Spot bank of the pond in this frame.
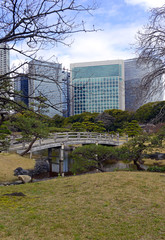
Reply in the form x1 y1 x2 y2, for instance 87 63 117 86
1 150 165 184
0 153 35 183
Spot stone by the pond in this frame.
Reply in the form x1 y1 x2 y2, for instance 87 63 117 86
14 160 49 178
34 160 49 175
18 175 32 183
14 167 30 176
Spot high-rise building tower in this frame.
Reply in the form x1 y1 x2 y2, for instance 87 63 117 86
0 43 10 75
61 71 70 117
70 60 125 115
28 59 69 117
124 58 164 111
14 74 29 106
0 43 10 114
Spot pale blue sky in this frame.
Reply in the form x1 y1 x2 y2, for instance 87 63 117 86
11 0 164 70
53 0 164 69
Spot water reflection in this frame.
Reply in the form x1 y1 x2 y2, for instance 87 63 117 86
33 147 147 178
34 147 74 174
103 162 136 172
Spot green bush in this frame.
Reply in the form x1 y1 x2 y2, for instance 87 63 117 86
70 144 119 174
147 166 165 172
48 127 71 132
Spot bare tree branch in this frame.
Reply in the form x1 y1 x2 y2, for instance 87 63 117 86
0 0 98 125
136 4 165 101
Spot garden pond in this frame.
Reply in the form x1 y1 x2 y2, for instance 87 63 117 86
32 147 148 179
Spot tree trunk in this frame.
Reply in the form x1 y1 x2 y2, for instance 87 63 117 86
133 160 145 171
94 166 105 172
95 162 105 172
20 136 38 156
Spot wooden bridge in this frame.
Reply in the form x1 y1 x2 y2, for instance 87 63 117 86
9 132 128 156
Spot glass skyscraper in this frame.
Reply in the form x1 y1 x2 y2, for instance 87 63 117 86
14 74 29 106
28 59 70 117
70 60 125 115
124 58 164 111
0 43 10 75
61 71 70 117
124 58 146 111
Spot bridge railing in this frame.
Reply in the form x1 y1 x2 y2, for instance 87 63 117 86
50 132 126 142
9 132 128 151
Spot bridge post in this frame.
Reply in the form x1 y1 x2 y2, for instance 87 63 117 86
59 143 64 176
48 148 52 172
10 136 14 146
66 132 69 140
22 141 25 148
111 134 113 141
105 133 107 139
78 132 80 139
54 133 57 142
126 134 128 142
87 132 90 139
117 133 119 144
30 151 32 159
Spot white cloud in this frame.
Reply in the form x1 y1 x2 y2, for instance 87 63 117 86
56 23 140 69
94 4 121 18
125 0 164 8
10 0 151 71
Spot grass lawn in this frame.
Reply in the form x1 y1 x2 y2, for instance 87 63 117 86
0 153 35 182
0 172 164 240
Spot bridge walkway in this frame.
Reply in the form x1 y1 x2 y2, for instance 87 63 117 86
9 132 128 155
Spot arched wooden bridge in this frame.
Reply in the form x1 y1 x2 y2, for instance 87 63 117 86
9 132 128 156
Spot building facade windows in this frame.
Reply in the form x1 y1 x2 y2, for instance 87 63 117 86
70 60 125 115
0 43 10 75
124 58 164 111
14 74 29 106
28 60 70 117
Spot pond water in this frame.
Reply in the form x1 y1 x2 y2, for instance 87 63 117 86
32 147 147 179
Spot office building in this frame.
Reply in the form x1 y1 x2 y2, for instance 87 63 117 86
14 74 29 106
124 58 164 111
70 60 125 115
0 43 10 114
0 43 10 75
62 71 70 117
28 59 69 117
124 58 145 111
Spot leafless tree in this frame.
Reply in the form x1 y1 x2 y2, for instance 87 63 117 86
0 0 98 123
136 4 165 101
0 0 97 49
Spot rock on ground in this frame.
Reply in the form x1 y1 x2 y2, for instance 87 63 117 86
18 175 32 183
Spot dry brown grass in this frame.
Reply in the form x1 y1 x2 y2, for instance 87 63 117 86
0 153 35 182
143 158 165 166
143 144 165 166
0 172 164 240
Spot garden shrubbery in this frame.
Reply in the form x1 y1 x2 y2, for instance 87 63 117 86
147 166 165 172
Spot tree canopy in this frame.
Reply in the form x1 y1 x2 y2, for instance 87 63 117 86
10 110 49 155
135 101 165 123
71 145 118 174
